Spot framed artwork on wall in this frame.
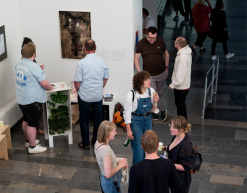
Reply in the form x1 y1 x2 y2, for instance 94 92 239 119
59 11 91 59
0 25 7 62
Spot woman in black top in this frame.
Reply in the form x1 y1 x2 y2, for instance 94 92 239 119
167 116 194 193
209 0 234 60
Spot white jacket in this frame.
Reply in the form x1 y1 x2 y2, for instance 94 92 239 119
170 45 192 90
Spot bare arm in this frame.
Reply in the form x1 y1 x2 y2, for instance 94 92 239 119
39 79 53 91
164 50 169 70
103 156 127 179
126 123 134 140
73 81 81 92
103 78 108 88
175 164 185 171
206 0 212 10
134 53 141 72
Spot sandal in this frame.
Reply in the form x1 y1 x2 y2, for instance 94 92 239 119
78 141 90 150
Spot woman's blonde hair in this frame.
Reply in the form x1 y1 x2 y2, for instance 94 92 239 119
171 116 191 134
97 121 116 144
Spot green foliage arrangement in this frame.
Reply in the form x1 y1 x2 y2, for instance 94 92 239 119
47 91 70 135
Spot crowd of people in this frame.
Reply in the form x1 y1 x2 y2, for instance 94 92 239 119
14 0 233 192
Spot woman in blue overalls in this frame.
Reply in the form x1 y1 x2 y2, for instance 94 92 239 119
123 71 159 164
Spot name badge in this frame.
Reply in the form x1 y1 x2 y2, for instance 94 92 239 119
143 105 147 107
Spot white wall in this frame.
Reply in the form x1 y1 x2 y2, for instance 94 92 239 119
17 0 142 104
0 0 21 108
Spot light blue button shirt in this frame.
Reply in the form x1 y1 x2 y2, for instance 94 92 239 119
73 53 109 102
15 58 46 105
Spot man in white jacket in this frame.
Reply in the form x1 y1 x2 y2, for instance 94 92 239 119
169 37 192 119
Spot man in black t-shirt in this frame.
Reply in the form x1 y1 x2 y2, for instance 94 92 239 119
134 27 169 122
128 130 181 193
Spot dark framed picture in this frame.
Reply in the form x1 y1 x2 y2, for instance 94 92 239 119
59 11 91 59
0 25 7 62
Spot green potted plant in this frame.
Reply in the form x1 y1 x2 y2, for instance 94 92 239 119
47 91 70 135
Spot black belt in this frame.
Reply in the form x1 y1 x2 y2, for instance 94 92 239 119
132 112 151 116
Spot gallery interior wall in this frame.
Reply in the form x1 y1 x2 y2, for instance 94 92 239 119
0 0 21 108
16 0 142 105
0 0 143 111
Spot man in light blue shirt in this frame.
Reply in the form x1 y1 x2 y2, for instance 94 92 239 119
16 42 53 154
74 39 109 150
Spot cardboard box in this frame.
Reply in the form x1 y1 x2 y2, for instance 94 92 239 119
71 104 79 124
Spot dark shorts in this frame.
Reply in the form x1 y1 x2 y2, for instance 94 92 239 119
19 102 43 128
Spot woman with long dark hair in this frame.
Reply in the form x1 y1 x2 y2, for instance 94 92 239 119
209 0 234 60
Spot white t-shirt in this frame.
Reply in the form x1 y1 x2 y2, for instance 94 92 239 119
143 15 155 30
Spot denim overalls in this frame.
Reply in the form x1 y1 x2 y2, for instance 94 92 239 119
131 88 152 164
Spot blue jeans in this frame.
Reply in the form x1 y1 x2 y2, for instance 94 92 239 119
131 114 152 164
101 171 121 193
78 96 102 146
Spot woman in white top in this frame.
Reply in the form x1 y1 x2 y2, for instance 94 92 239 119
95 121 128 193
123 71 159 164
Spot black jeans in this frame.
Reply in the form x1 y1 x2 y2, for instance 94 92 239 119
78 96 103 146
211 40 228 55
174 89 189 120
173 0 185 17
195 32 208 48
184 0 192 21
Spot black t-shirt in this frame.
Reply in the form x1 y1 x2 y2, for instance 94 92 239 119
136 37 167 76
128 158 181 193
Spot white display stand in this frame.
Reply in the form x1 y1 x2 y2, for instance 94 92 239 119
43 82 73 147
70 94 117 122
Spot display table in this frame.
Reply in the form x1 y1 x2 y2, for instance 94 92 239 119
70 94 117 122
43 82 73 147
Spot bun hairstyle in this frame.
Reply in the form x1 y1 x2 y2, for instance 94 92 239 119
171 116 191 134
185 123 192 133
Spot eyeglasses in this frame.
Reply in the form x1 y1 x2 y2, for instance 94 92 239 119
168 124 177 129
147 36 157 40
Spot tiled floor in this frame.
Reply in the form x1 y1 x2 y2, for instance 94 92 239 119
0 0 247 192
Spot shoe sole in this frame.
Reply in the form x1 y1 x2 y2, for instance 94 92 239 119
162 117 167 122
152 118 158 121
161 109 168 122
28 149 47 154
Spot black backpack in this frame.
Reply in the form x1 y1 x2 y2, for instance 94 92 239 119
173 136 202 174
190 145 202 174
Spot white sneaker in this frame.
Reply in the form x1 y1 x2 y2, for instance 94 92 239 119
211 55 217 61
25 139 40 148
225 53 234 59
182 20 190 25
28 144 47 154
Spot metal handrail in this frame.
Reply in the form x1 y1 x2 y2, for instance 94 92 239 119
201 56 220 118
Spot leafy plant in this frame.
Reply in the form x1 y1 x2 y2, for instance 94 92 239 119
47 91 70 135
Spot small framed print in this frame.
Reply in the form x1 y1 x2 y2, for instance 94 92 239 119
0 25 7 62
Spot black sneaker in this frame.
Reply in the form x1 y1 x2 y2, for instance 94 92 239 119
173 16 179 21
152 113 158 120
161 109 168 122
190 46 196 54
